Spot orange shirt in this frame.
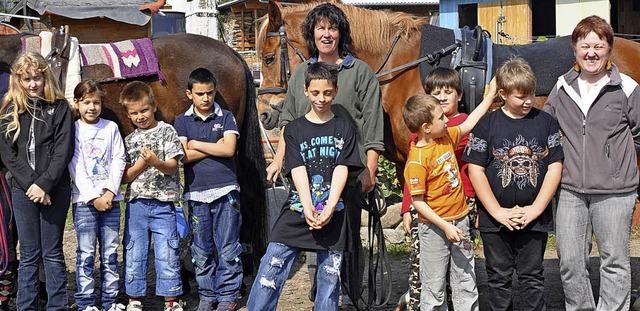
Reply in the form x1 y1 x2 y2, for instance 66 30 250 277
403 126 468 223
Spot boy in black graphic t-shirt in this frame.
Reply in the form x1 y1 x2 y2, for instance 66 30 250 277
463 58 563 310
247 63 362 311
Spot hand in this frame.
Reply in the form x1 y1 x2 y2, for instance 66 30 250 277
402 212 413 235
513 205 543 230
93 197 110 212
358 168 375 193
42 194 51 206
491 207 525 231
303 205 321 230
487 77 498 100
316 204 336 228
443 222 464 243
266 161 282 184
26 184 47 204
140 146 160 166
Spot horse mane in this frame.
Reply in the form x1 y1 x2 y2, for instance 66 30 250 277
337 3 428 56
257 1 428 57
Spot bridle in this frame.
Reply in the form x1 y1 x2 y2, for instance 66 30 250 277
257 24 307 110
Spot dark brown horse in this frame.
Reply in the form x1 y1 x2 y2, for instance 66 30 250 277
257 1 640 168
0 33 268 268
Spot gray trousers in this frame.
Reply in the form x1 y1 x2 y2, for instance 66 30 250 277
556 189 636 311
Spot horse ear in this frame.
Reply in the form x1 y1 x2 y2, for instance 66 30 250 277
267 1 283 31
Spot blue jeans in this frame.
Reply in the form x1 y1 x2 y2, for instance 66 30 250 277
12 186 70 311
555 189 636 311
189 191 243 303
247 243 342 311
123 199 182 297
481 230 548 311
418 217 478 311
73 202 121 310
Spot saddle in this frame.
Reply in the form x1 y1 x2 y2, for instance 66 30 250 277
453 26 492 114
46 26 71 92
418 25 492 115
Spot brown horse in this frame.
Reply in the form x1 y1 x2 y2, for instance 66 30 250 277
0 33 268 269
257 1 640 168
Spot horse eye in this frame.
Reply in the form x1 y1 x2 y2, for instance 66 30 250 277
264 55 276 65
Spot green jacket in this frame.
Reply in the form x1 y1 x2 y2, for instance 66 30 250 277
280 55 385 165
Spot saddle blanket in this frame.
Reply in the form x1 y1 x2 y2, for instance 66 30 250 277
79 38 163 82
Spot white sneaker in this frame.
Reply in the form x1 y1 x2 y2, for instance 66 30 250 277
83 307 100 311
164 301 183 311
126 301 143 311
106 303 126 311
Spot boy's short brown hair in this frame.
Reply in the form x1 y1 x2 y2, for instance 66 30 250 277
403 94 440 133
423 67 463 95
119 81 156 107
495 57 536 96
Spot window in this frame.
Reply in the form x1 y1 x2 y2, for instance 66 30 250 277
152 12 186 38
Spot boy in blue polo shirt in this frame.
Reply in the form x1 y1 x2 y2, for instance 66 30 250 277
174 68 242 311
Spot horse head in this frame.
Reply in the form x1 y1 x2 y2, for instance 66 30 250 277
257 1 310 130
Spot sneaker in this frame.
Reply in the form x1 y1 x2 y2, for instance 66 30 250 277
126 301 143 311
216 301 238 311
196 300 212 311
82 307 100 311
164 301 183 311
106 303 126 311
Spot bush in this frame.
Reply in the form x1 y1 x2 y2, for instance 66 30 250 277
377 157 403 204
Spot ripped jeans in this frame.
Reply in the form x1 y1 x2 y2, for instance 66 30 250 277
247 243 342 311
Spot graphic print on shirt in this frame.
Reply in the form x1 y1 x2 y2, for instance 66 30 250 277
84 139 108 182
288 135 346 215
435 151 459 195
482 134 549 189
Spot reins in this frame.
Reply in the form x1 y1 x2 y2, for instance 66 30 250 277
0 173 13 276
375 42 460 79
362 186 392 309
257 25 307 97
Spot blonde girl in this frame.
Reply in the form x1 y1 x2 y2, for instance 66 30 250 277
0 52 74 310
69 81 126 311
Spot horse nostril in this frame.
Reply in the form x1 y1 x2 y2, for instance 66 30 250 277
260 109 281 130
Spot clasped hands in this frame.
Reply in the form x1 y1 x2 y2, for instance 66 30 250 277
138 146 159 166
92 191 115 212
26 184 51 205
496 205 540 231
303 205 335 231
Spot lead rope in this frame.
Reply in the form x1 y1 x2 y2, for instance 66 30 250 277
0 173 14 308
351 186 392 310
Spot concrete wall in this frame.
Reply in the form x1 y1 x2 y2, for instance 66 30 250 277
166 0 219 39
555 0 610 36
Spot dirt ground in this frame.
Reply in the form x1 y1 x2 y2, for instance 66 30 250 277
6 229 640 310
53 229 640 310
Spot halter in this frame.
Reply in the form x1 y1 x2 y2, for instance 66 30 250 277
257 25 307 107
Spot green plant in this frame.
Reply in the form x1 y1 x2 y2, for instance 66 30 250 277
385 240 412 259
376 157 403 204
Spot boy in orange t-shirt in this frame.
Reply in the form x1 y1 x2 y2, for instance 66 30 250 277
403 78 496 310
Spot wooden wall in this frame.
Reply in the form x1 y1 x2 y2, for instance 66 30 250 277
478 0 531 45
616 0 640 37
50 16 151 44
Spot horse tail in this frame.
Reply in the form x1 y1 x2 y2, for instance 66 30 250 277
233 50 268 272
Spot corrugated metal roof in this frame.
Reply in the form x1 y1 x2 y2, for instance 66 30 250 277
341 0 439 5
23 0 158 25
218 0 439 10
